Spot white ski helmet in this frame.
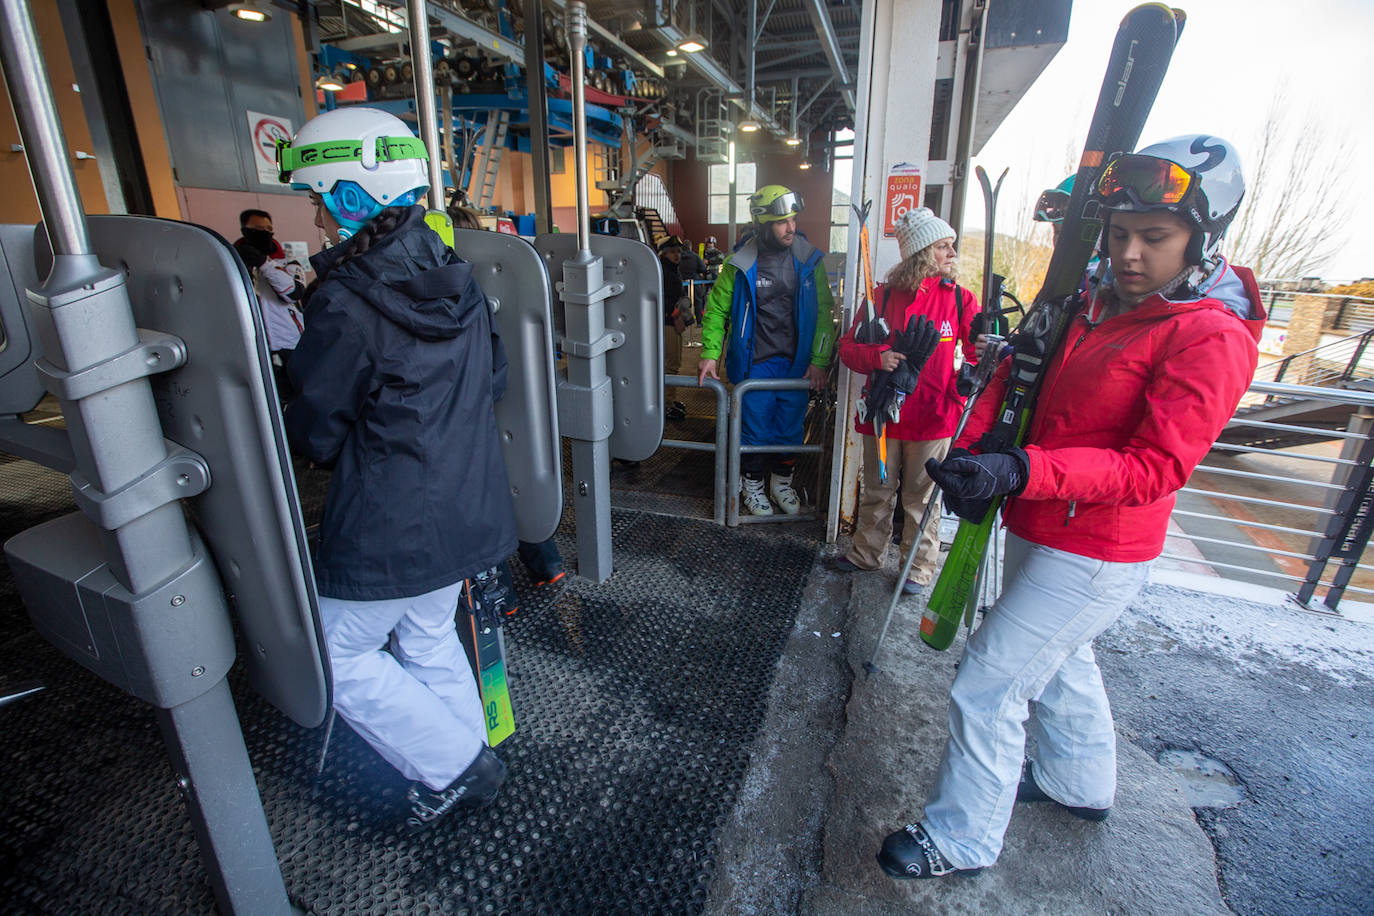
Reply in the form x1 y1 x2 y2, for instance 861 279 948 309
1096 134 1244 264
276 106 429 237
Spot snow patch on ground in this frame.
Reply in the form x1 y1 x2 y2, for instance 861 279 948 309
1123 571 1374 684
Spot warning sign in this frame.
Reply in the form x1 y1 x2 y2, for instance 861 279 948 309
883 163 923 237
246 110 294 185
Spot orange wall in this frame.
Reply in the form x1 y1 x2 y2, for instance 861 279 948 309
0 4 110 225
107 0 180 219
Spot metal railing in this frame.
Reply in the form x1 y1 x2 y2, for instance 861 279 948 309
1253 330 1374 389
1163 380 1374 613
727 378 824 527
662 375 729 525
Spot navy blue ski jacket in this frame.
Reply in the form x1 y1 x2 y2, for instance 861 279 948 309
286 205 517 600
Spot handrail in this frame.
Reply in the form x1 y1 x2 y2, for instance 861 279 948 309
727 377 824 527
662 375 729 525
1168 379 1374 613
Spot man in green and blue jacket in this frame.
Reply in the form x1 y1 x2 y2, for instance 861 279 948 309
697 184 836 516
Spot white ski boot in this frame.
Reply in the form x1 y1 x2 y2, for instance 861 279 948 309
742 474 774 516
770 471 801 515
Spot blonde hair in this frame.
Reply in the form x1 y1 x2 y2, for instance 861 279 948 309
884 242 957 292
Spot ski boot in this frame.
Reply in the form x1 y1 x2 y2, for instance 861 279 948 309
877 823 982 880
741 474 774 516
405 745 506 834
769 471 801 515
1016 760 1110 821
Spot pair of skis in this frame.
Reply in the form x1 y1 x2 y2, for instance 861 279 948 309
915 3 1188 653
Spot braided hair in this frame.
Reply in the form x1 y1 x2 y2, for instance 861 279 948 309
316 205 412 281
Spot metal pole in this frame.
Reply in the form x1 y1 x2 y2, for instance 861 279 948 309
568 0 590 250
406 0 445 210
946 0 987 239
0 1 294 911
0 0 88 255
561 0 612 581
522 0 553 233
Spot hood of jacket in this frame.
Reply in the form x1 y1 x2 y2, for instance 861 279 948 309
310 205 480 341
1095 259 1266 340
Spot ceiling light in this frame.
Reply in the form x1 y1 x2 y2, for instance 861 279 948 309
228 2 271 22
739 120 760 133
315 74 346 92
785 135 801 147
666 48 679 57
798 160 811 170
677 37 706 53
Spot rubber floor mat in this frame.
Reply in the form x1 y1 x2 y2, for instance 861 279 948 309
0 455 819 915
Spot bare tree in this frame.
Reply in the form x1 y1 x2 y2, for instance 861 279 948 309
1226 96 1355 279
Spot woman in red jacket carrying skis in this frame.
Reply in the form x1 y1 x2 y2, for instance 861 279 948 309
833 208 978 592
878 135 1266 878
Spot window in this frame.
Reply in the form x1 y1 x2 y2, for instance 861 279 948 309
830 129 855 254
708 162 755 224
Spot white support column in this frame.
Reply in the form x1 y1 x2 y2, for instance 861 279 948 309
827 0 945 543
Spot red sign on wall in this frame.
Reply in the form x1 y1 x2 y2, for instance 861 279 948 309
883 165 923 237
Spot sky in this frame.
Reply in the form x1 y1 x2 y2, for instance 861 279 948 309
839 0 1374 284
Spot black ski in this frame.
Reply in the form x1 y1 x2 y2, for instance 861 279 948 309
923 3 1187 650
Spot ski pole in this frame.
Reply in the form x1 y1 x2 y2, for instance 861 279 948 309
863 332 1007 675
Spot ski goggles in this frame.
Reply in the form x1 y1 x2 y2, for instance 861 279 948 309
1095 154 1195 209
1032 188 1070 223
753 191 804 218
275 135 428 185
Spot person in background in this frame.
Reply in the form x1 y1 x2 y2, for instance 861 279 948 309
1032 175 1075 245
277 107 511 833
234 208 304 400
833 207 978 593
877 135 1264 879
658 236 691 422
698 185 836 516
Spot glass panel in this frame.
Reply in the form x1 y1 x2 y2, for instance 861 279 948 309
709 163 730 195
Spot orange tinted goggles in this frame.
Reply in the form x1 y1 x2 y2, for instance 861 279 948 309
1096 154 1194 207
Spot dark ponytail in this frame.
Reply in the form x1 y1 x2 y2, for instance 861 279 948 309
314 205 411 283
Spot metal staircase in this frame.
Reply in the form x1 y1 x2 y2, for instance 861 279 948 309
469 109 510 209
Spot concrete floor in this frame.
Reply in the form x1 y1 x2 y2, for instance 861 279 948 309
707 533 1374 916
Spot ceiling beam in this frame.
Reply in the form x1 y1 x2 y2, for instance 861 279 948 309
799 0 854 111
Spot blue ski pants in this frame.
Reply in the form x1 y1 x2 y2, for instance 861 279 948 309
921 532 1151 868
739 354 810 477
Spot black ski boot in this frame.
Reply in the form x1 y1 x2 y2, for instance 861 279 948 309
877 823 982 879
1016 760 1110 821
404 745 506 834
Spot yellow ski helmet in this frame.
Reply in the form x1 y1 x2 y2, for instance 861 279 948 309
749 185 804 224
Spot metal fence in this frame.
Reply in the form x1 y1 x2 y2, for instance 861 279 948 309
1163 380 1374 613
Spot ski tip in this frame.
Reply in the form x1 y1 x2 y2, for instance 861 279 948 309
1172 8 1187 36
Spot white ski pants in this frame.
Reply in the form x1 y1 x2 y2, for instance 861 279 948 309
319 581 486 791
921 532 1150 869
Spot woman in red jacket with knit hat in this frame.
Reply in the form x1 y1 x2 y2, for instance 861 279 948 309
878 135 1265 879
833 207 978 592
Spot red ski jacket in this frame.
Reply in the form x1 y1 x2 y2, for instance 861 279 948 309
955 262 1266 563
838 276 978 441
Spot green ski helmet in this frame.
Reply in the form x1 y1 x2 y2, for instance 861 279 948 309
749 185 804 224
1033 175 1075 223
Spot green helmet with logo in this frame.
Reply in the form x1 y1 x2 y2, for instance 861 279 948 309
749 185 804 225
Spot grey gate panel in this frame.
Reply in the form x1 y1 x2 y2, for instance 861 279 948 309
0 225 44 414
454 228 562 543
29 216 328 727
534 233 664 462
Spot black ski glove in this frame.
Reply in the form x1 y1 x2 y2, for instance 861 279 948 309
234 237 266 270
924 447 1030 522
887 315 940 393
853 313 891 345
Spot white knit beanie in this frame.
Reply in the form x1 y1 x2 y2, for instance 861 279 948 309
894 207 956 261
